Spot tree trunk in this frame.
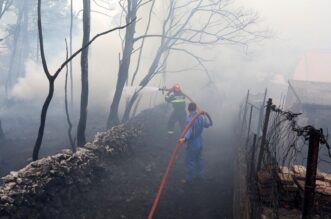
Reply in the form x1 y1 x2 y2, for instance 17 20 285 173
122 45 165 121
5 1 29 98
33 0 129 160
0 0 4 14
65 41 75 152
0 119 5 143
77 0 91 147
5 7 22 98
69 0 74 109
106 0 137 128
33 80 54 160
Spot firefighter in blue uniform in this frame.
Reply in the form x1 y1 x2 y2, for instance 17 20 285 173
179 102 210 183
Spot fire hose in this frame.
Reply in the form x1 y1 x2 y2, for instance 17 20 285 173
147 111 213 219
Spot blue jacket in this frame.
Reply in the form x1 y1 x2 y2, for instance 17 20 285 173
184 112 210 144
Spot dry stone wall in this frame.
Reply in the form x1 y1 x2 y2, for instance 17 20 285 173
0 124 142 219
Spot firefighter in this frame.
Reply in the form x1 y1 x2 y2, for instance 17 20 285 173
178 102 210 183
161 83 187 134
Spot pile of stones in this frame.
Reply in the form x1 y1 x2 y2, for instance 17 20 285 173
0 123 143 218
257 165 331 218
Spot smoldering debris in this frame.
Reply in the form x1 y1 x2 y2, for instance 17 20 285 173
0 123 143 219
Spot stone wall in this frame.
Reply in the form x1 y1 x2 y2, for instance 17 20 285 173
0 124 142 219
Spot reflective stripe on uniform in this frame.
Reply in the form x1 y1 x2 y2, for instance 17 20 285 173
171 99 185 103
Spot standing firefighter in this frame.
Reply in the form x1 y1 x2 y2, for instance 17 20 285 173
179 102 210 183
160 83 187 134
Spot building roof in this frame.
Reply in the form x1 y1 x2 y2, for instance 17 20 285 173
288 80 331 107
293 52 331 82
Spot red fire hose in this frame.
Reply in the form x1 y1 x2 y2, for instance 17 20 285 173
147 111 213 219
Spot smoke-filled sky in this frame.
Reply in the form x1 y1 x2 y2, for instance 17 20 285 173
7 0 331 111
236 0 331 72
208 0 331 101
241 0 331 50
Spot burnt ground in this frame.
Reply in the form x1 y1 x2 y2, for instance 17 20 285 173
0 105 234 219
0 104 109 177
56 109 234 219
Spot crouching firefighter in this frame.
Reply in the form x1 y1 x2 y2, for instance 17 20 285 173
159 83 187 134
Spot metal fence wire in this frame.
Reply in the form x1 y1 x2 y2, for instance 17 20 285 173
234 94 331 219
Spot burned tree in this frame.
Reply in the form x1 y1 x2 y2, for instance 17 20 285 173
106 0 139 128
77 0 91 147
0 0 13 19
0 119 5 143
1 0 73 99
122 0 265 121
64 39 76 152
69 0 74 109
33 0 133 160
5 0 29 98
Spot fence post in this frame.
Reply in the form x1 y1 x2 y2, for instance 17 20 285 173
250 134 257 181
256 88 267 137
302 128 320 219
245 105 254 146
257 98 272 171
241 90 250 133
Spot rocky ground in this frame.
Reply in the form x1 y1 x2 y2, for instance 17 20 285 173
0 106 234 219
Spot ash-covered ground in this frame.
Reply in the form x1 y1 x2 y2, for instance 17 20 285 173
0 101 109 177
56 106 234 219
1 105 234 219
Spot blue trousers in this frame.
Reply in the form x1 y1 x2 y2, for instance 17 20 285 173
186 138 203 182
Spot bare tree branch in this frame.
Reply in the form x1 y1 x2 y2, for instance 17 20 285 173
131 0 155 85
92 0 114 11
33 0 134 160
0 0 13 19
64 38 76 152
53 19 135 80
122 0 268 120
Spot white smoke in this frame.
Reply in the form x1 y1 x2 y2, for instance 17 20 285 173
11 60 49 101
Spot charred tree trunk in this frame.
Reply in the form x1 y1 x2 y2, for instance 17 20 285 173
33 0 131 160
65 40 75 152
0 0 13 20
106 0 137 128
122 44 165 122
77 0 91 147
0 0 4 15
5 7 22 98
0 119 5 143
69 0 74 109
5 0 29 98
33 80 54 160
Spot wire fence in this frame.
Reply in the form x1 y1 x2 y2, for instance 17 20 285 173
234 91 331 219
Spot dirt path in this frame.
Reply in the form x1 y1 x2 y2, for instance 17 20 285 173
57 110 234 219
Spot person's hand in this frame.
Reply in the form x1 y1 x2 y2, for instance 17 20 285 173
178 138 186 144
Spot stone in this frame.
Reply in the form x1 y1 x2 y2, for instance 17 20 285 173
0 122 143 218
